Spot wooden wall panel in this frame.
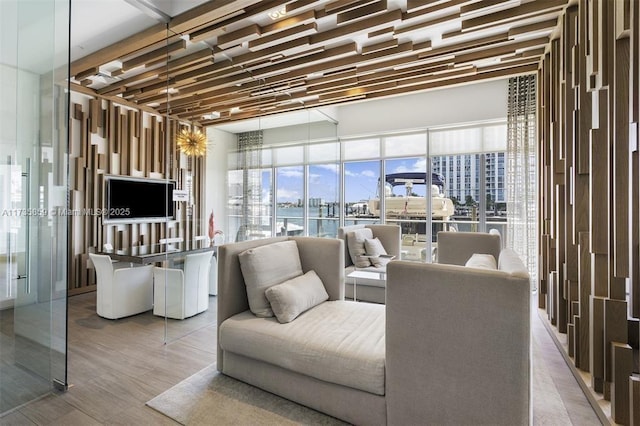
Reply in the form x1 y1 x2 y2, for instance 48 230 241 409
68 96 205 295
613 36 630 277
590 296 606 393
578 231 591 370
540 1 639 423
556 184 567 332
631 375 640 426
611 343 633 425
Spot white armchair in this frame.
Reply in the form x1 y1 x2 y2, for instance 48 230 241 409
103 243 135 269
153 250 213 319
89 253 153 319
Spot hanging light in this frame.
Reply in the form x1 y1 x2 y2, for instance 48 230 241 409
176 128 208 156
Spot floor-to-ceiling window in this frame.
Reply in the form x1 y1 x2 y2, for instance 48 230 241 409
308 155 340 238
343 160 380 226
225 120 508 263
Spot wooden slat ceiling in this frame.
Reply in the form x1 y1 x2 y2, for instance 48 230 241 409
70 0 569 126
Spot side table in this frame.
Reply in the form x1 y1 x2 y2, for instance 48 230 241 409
346 270 386 301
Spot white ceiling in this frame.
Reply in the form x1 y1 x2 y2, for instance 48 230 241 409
70 0 211 62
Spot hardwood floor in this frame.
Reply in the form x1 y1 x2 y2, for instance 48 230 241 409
0 293 601 425
2 292 217 425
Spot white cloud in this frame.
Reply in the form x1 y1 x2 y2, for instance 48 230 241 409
345 169 376 178
278 167 303 178
277 188 300 201
314 164 339 173
392 158 426 173
308 173 321 184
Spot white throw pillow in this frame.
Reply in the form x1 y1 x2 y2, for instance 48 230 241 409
238 240 303 317
346 228 374 268
265 270 329 323
464 253 498 270
364 237 392 267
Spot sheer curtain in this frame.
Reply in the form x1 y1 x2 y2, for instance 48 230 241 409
238 130 263 240
506 75 537 289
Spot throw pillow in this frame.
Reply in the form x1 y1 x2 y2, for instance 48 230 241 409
464 253 497 270
265 270 329 323
346 228 374 268
238 240 303 317
364 237 392 267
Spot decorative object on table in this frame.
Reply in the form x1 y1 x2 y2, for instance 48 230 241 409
208 210 224 246
176 128 207 156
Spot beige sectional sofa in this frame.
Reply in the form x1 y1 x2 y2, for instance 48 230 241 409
217 233 531 425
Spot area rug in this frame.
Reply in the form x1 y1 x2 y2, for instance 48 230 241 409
146 365 347 425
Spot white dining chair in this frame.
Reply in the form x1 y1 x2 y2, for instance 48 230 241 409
103 243 135 268
89 253 153 319
153 250 212 319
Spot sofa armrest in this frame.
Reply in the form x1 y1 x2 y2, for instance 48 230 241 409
370 224 401 258
292 236 345 301
436 231 501 265
385 260 531 425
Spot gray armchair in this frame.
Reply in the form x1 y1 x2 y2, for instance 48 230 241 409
337 224 401 303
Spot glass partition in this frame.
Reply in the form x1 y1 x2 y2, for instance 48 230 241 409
162 27 218 343
0 0 70 413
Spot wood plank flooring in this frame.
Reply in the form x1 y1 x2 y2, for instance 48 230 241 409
0 293 601 425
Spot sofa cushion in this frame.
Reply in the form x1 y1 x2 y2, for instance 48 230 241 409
464 253 497 270
238 240 303 317
364 237 393 267
265 270 329 323
498 248 530 278
219 300 386 395
346 228 374 268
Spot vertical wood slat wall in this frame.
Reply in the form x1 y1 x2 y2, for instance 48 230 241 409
539 0 640 423
68 93 205 295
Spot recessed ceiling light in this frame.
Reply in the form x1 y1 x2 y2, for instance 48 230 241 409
268 7 286 20
230 106 241 113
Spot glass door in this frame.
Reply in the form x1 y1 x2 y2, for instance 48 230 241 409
0 0 69 414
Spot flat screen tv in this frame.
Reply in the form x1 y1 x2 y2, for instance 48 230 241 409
104 175 176 223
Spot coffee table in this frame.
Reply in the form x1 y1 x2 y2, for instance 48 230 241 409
346 270 386 301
